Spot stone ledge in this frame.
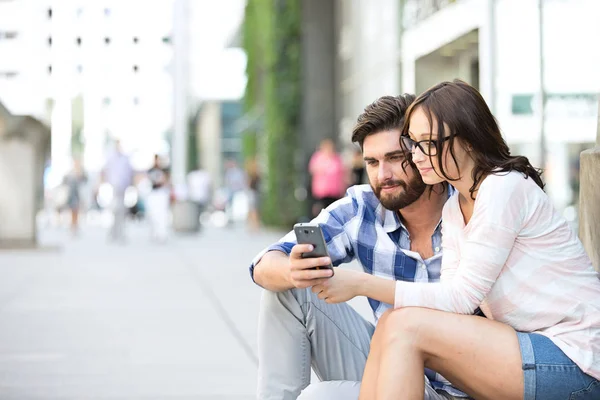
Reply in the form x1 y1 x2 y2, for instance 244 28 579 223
0 239 61 252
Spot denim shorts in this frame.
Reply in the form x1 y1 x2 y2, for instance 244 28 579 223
517 332 600 399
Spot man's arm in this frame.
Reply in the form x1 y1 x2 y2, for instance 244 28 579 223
253 250 293 291
254 247 334 292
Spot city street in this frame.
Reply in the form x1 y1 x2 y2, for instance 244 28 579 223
0 222 285 400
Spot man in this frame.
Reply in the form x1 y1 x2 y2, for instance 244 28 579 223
250 95 468 399
102 140 134 243
146 154 171 242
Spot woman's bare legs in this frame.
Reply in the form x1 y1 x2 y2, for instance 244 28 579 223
361 307 524 400
358 309 393 399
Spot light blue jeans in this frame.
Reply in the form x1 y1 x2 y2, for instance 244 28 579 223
517 332 600 399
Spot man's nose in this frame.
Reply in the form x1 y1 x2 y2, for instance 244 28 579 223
378 162 392 181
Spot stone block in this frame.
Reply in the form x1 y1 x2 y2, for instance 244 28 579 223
579 147 600 271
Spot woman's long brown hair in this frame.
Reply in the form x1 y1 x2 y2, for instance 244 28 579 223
401 80 544 199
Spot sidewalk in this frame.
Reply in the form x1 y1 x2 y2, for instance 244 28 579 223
0 222 285 399
0 220 372 399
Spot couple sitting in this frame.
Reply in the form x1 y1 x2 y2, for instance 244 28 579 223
249 80 600 400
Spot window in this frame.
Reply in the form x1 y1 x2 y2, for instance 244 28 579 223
133 65 139 73
48 8 52 19
133 37 139 44
48 65 52 74
48 36 52 46
2 31 18 40
0 71 19 78
104 37 111 45
76 37 82 46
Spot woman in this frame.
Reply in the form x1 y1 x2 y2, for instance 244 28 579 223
64 159 87 235
359 80 600 400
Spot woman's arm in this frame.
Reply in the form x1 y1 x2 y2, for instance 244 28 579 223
394 175 528 313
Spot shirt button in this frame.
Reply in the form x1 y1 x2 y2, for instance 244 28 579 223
420 263 426 269
434 247 440 253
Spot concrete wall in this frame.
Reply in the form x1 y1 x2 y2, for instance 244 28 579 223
578 103 600 270
0 140 36 246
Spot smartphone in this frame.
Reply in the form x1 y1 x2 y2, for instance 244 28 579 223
293 223 334 272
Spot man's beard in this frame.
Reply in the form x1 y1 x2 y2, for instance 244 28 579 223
371 174 427 211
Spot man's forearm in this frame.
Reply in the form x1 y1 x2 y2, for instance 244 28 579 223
357 273 396 306
253 251 294 292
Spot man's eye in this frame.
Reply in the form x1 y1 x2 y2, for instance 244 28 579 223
366 160 378 166
389 155 402 161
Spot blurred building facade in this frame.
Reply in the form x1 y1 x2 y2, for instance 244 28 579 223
0 0 177 186
194 101 243 190
331 0 599 215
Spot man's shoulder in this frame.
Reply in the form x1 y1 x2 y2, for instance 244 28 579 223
324 185 380 222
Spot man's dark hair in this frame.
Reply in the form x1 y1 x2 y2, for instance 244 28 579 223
351 94 416 149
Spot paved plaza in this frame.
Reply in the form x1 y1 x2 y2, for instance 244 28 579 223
0 219 371 400
0 221 281 400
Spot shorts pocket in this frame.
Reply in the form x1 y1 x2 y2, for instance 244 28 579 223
570 379 600 399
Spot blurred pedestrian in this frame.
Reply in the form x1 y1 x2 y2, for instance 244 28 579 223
308 138 346 217
64 158 87 235
146 154 170 242
102 140 134 243
350 147 365 186
245 158 261 231
187 166 212 221
224 159 246 223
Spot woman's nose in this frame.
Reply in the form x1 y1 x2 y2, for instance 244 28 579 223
411 146 426 163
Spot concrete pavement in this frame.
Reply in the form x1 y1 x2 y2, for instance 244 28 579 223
0 220 372 399
0 222 284 399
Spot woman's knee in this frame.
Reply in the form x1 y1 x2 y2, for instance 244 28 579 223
382 307 436 348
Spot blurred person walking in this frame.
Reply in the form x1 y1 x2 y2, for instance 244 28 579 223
224 159 246 223
146 154 171 242
350 147 366 186
64 159 87 235
245 158 261 231
308 139 346 217
102 140 134 243
187 166 212 223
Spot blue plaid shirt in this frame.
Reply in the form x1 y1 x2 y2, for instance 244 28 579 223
249 184 467 398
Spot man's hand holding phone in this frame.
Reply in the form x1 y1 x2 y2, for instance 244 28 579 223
287 244 334 289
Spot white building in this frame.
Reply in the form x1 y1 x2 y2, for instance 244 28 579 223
336 0 599 213
0 0 176 184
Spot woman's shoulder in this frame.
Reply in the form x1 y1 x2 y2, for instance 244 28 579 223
483 170 543 198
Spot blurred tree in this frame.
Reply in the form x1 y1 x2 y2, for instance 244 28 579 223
242 0 303 227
